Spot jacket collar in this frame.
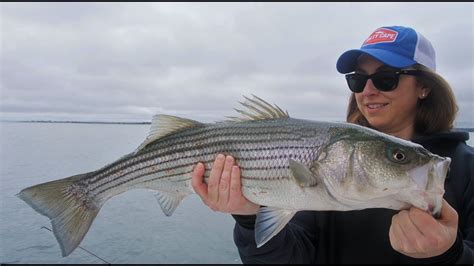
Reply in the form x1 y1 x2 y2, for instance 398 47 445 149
411 130 470 145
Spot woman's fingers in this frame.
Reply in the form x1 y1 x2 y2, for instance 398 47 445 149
389 201 459 258
228 165 243 210
191 154 259 215
217 156 235 209
207 154 226 209
191 162 208 202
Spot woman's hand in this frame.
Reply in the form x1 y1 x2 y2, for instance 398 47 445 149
389 199 458 258
191 154 260 215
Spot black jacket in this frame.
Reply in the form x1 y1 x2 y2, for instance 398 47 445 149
233 130 473 264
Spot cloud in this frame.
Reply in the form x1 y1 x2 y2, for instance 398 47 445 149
1 3 472 126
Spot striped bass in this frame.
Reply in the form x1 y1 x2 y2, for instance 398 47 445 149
17 95 451 257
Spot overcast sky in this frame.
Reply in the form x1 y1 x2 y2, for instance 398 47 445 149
1 3 473 126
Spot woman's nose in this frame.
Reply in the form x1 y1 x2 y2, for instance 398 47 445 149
361 78 380 96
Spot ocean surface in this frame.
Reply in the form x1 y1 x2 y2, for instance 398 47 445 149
0 122 241 264
1 122 473 264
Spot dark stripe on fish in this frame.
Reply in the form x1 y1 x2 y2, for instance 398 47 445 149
92 145 315 195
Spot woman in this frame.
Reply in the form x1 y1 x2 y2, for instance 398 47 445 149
191 26 473 263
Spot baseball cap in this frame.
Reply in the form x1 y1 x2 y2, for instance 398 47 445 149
336 26 436 74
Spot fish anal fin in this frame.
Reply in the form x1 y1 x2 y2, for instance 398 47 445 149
154 191 188 216
255 207 296 248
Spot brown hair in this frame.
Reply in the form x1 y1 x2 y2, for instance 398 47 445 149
346 64 458 135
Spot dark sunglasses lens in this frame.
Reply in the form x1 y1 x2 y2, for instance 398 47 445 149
346 74 366 93
372 72 398 91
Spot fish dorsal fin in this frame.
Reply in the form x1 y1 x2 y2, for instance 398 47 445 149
289 159 319 187
136 115 204 153
226 95 289 122
154 191 188 216
255 207 296 248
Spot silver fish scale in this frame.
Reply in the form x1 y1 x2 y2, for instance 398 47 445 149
84 118 331 200
88 128 287 185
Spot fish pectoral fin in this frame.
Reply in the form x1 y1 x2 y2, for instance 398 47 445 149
289 159 319 187
154 191 188 216
135 115 205 153
255 207 296 248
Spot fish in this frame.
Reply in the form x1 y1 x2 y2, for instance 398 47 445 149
17 95 451 257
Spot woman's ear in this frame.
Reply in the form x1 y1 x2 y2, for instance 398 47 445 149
419 87 432 99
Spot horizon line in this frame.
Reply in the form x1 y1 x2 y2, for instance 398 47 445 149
1 120 151 125
1 120 474 132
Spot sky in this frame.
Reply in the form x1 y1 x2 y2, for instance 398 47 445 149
1 3 473 127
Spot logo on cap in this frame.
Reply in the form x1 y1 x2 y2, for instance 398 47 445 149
362 28 398 46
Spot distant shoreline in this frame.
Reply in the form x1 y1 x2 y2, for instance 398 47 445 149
1 120 151 125
456 128 474 132
1 120 473 132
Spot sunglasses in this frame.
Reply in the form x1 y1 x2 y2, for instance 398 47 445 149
345 70 421 93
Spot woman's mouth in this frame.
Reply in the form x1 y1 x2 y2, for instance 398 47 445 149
366 103 388 110
365 103 389 114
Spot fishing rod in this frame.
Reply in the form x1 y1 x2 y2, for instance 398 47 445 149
41 226 110 264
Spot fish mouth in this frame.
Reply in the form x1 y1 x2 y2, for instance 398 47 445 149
429 157 451 217
406 157 450 217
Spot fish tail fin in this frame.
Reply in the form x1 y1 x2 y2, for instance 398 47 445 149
17 172 99 257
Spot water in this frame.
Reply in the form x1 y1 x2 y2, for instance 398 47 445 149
0 122 242 264
466 132 474 147
1 122 473 264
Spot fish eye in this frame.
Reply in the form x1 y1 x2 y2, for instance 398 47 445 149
393 151 406 161
387 148 409 164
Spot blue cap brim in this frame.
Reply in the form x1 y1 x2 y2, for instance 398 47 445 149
336 48 417 73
